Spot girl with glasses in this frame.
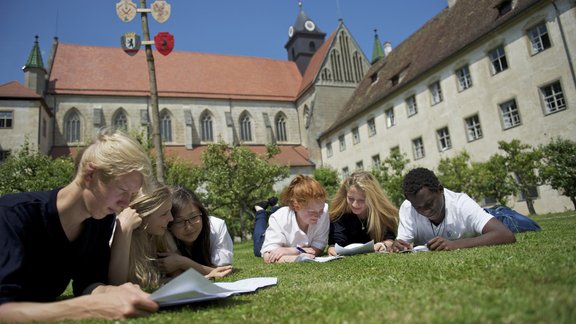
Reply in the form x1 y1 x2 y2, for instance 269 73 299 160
158 186 233 280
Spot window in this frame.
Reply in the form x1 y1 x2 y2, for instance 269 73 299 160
240 113 252 142
412 137 425 160
518 186 539 201
496 0 512 16
430 81 443 105
160 110 172 142
326 141 333 158
42 118 47 138
338 135 346 151
456 65 472 91
390 74 399 86
499 99 521 129
540 81 566 114
275 114 287 142
367 118 376 137
527 22 551 55
437 127 452 151
65 110 81 143
0 150 10 162
385 108 395 127
406 95 418 116
201 113 213 142
342 167 350 178
303 106 311 129
390 146 400 155
488 46 508 75
352 127 360 144
356 161 364 171
465 115 483 141
0 111 13 128
370 73 378 83
371 154 381 169
113 111 128 131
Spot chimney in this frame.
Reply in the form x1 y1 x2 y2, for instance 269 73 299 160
383 42 392 57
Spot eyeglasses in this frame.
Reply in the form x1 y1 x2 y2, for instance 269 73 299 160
172 213 202 228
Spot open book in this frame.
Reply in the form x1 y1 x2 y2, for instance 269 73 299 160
150 268 277 307
335 240 375 256
399 245 430 253
295 254 344 263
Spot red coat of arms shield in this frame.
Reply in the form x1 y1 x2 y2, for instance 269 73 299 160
154 32 174 56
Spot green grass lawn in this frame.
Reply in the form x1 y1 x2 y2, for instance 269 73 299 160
75 211 576 323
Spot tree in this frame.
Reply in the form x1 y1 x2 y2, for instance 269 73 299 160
0 141 74 195
498 140 543 215
201 142 289 241
371 149 409 207
165 157 205 198
313 166 340 199
540 138 576 210
437 151 473 194
469 154 516 206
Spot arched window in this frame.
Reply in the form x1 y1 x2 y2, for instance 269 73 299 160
240 113 252 142
303 105 311 129
160 110 172 142
275 114 287 142
65 110 81 143
201 112 213 142
309 41 316 52
113 110 128 131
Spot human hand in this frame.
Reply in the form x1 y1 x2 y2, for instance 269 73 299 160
116 207 141 232
156 252 185 275
91 283 158 319
374 242 388 253
265 247 295 263
426 237 456 251
390 239 412 253
327 246 337 256
205 265 233 279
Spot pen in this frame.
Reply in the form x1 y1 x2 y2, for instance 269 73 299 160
296 246 307 254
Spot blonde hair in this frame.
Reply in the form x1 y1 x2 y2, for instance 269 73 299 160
76 127 152 190
280 175 327 210
127 184 172 289
329 171 399 241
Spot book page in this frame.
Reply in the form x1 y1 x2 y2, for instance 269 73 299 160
335 240 375 256
150 268 277 307
295 255 344 263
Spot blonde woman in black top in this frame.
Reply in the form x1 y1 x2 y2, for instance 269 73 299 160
328 171 399 255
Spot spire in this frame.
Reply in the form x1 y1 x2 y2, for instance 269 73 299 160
292 1 322 34
371 29 385 64
23 35 45 70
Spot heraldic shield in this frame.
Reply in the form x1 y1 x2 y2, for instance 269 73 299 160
116 0 137 22
151 0 171 23
154 32 174 56
121 32 141 56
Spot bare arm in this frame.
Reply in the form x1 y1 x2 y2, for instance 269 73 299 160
427 218 516 251
0 283 158 322
108 208 141 285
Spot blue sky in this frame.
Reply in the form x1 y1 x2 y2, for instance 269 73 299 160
0 0 447 85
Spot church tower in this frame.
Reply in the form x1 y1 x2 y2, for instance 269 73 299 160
284 1 326 75
22 36 47 96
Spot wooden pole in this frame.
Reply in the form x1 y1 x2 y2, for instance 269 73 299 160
139 0 165 183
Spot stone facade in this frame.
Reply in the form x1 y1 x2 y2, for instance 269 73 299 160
318 0 576 214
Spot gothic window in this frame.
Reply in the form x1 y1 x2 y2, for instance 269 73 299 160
160 110 172 142
240 113 252 142
275 114 287 142
65 110 81 143
113 110 128 131
201 112 213 142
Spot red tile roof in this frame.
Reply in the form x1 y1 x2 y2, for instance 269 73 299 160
48 44 303 101
0 81 42 99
